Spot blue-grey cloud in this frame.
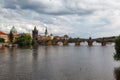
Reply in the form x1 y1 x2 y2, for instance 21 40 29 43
0 0 120 38
2 0 94 15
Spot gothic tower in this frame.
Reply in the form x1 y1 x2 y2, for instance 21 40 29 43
32 26 38 40
45 27 48 37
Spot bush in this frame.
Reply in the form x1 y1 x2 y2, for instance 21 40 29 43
15 33 32 46
114 36 120 60
0 38 5 43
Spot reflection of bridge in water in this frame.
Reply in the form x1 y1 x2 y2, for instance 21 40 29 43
37 37 115 46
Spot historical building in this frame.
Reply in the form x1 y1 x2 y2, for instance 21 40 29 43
32 26 38 40
0 26 19 43
10 26 19 38
0 32 9 42
45 28 48 37
32 26 70 45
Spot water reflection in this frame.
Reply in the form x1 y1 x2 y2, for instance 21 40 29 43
114 67 120 80
114 50 120 80
8 48 17 80
114 54 120 80
114 53 120 61
32 45 38 60
0 44 120 80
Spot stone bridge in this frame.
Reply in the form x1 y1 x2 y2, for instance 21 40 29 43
74 37 115 46
37 37 115 46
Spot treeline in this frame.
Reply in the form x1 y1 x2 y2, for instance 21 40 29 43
95 36 117 42
68 37 82 43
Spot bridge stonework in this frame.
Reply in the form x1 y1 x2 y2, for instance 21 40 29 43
87 37 94 46
101 38 106 46
63 40 68 45
75 39 81 46
52 40 58 45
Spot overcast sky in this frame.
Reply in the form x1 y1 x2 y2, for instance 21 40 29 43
0 0 120 38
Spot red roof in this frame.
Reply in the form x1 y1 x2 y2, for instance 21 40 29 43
0 32 7 35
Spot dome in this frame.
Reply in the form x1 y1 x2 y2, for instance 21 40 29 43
10 26 17 33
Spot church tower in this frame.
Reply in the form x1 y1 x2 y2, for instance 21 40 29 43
45 27 48 37
32 26 38 40
10 26 17 35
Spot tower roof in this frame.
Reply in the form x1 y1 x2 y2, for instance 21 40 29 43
10 26 17 33
34 26 37 30
0 31 7 35
45 27 48 35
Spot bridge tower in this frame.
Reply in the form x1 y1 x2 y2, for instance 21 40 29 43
32 26 38 45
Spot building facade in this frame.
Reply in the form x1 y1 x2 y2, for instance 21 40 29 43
0 32 9 42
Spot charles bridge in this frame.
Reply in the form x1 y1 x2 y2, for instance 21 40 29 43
36 37 115 46
32 26 115 46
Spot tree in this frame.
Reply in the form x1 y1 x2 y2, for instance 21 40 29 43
15 33 32 46
9 31 14 43
0 38 5 43
114 36 120 60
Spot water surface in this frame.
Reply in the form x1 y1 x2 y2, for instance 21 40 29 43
0 44 120 80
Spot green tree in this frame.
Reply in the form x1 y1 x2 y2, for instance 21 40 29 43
114 36 120 60
15 33 32 46
0 38 5 43
9 31 14 43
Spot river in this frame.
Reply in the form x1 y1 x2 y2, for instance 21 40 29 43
0 43 120 80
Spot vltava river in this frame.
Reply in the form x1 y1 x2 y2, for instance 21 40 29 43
0 43 120 80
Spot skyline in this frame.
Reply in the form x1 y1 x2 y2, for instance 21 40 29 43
0 0 120 38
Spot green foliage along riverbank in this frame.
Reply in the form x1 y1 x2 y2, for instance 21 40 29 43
15 33 32 46
114 36 120 60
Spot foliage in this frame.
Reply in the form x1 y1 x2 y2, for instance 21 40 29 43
114 36 120 61
9 31 14 43
114 67 120 80
15 33 32 46
0 38 5 43
68 37 80 43
6 41 11 45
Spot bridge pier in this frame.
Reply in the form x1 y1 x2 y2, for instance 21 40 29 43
47 40 52 45
52 40 58 45
101 38 106 46
87 37 94 46
63 40 68 46
75 42 80 46
75 39 81 46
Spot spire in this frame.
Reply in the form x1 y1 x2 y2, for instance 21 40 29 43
33 26 38 32
34 26 37 30
45 27 48 36
32 26 38 40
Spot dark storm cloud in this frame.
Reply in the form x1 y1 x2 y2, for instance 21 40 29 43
2 0 94 15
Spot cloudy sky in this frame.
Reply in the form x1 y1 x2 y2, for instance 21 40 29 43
0 0 120 38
